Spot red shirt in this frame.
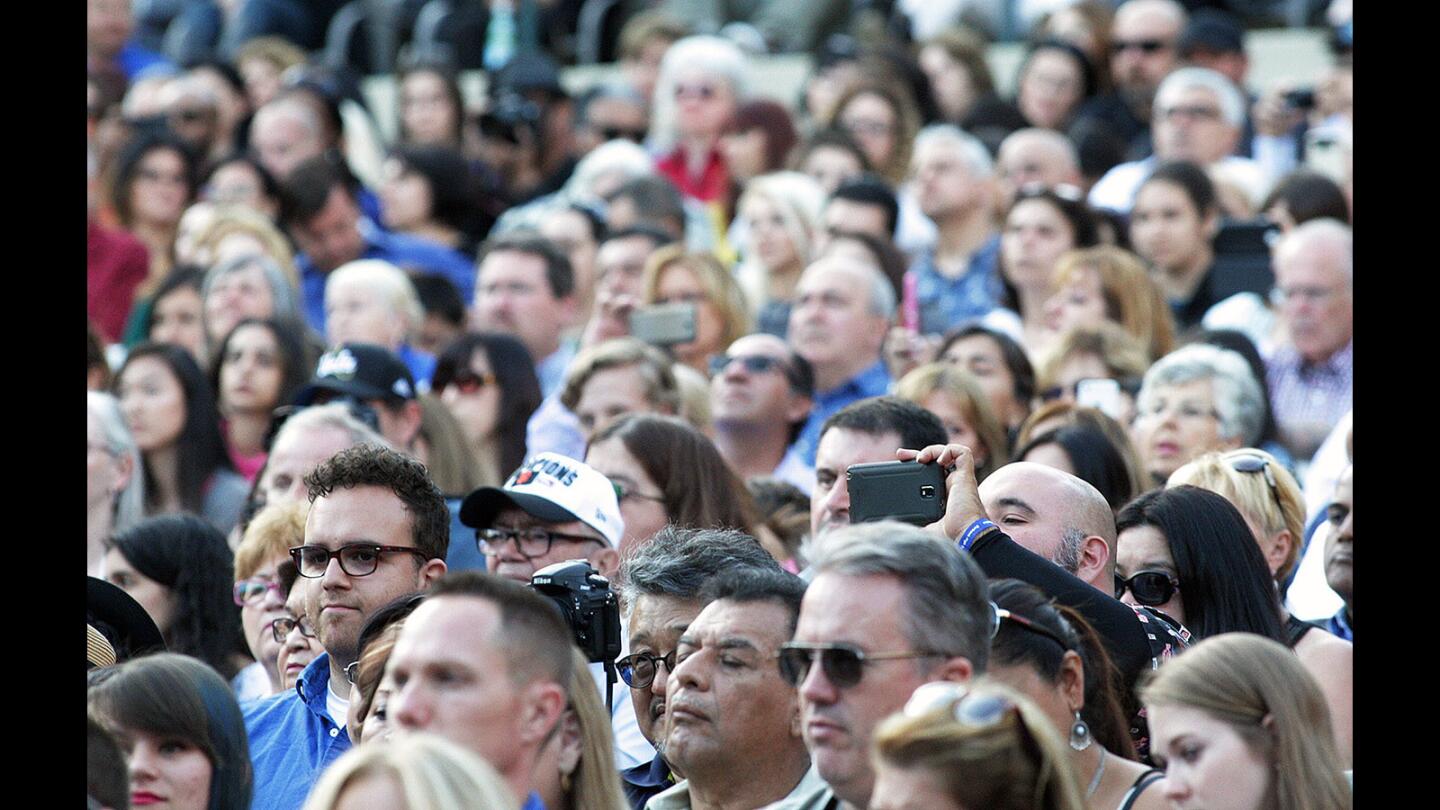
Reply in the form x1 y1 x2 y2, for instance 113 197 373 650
87 219 150 343
655 146 730 204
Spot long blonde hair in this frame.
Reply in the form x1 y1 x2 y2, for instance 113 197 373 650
1168 449 1305 583
873 680 1087 810
1050 246 1175 361
1141 633 1350 810
302 733 519 810
894 362 1010 481
562 649 629 810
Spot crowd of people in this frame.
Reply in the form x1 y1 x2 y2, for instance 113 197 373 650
88 0 1354 808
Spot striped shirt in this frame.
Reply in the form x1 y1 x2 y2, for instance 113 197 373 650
1265 341 1353 461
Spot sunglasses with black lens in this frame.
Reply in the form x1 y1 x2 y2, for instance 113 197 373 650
1229 453 1282 508
616 650 678 689
776 642 941 689
1114 570 1180 606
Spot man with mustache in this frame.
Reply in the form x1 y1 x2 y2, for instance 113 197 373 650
617 527 783 808
649 567 825 809
243 444 449 810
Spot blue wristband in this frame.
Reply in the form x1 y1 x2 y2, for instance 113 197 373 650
958 518 996 551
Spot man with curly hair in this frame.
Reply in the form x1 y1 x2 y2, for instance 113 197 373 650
242 444 449 810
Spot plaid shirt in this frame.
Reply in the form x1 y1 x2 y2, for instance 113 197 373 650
1265 341 1353 458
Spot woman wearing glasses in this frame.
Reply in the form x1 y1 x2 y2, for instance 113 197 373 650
230 501 309 700
1129 343 1266 486
649 36 745 210
432 332 544 487
103 514 253 682
870 680 1087 810
585 414 782 561
108 132 201 321
987 580 1168 810
1115 486 1287 647
276 582 321 693
1168 450 1353 768
1141 633 1350 810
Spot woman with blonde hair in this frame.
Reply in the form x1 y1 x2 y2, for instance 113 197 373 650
895 363 1010 482
1045 246 1176 362
188 204 300 288
231 500 308 700
733 171 827 336
535 649 629 810
1141 633 1350 810
871 679 1087 810
302 733 518 810
1034 322 1151 425
640 245 753 375
1168 450 1353 767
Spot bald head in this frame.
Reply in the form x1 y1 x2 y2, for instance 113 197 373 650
979 462 1116 587
996 129 1082 210
249 96 325 179
1116 0 1187 28
1111 0 1187 104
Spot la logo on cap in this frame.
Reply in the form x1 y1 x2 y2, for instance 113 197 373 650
317 348 358 380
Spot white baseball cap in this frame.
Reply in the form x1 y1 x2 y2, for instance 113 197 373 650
459 453 625 548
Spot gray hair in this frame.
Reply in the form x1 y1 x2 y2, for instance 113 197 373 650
802 256 896 320
1053 527 1085 575
271 402 391 451
1138 344 1265 445
202 254 301 325
618 526 781 618
999 128 1080 173
913 124 994 179
1156 67 1246 128
1275 218 1353 285
88 392 145 534
647 35 749 153
809 521 991 673
325 259 425 336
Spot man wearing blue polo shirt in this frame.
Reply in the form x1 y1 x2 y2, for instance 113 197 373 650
787 256 894 466
242 445 448 810
279 155 476 334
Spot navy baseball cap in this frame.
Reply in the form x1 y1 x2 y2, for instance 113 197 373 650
293 343 416 406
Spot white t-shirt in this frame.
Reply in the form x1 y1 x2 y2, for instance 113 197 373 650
326 679 352 730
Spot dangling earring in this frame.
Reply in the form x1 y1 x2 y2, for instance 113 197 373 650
561 770 573 793
1069 710 1093 751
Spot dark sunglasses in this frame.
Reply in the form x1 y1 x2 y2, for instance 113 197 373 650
1229 453 1282 509
777 642 940 689
1114 571 1180 606
600 127 647 143
1111 39 1171 54
904 681 1018 728
616 650 677 689
709 353 806 392
441 370 497 395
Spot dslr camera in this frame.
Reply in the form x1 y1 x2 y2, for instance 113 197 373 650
531 559 622 666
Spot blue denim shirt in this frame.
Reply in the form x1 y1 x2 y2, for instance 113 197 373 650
908 235 1003 336
242 653 351 810
300 219 477 333
792 360 893 466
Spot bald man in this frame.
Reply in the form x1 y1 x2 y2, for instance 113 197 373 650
995 128 1084 214
978 462 1116 592
250 95 327 180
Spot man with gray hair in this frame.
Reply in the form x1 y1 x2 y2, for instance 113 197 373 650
249 94 328 181
977 462 1118 592
787 257 895 465
994 128 1084 214
324 259 433 386
617 526 782 808
1089 65 1267 213
787 521 991 809
906 124 1003 336
1264 219 1353 462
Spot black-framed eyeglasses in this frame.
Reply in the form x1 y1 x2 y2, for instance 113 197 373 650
271 615 316 643
616 650 678 689
1114 571 1180 606
477 526 605 560
992 605 1072 651
777 642 942 689
289 544 430 578
1229 453 1282 510
903 681 1018 728
233 578 283 606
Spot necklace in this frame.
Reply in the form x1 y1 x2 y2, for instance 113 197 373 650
1086 747 1108 799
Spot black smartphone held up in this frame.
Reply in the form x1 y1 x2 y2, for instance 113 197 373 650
629 303 697 346
847 460 946 526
